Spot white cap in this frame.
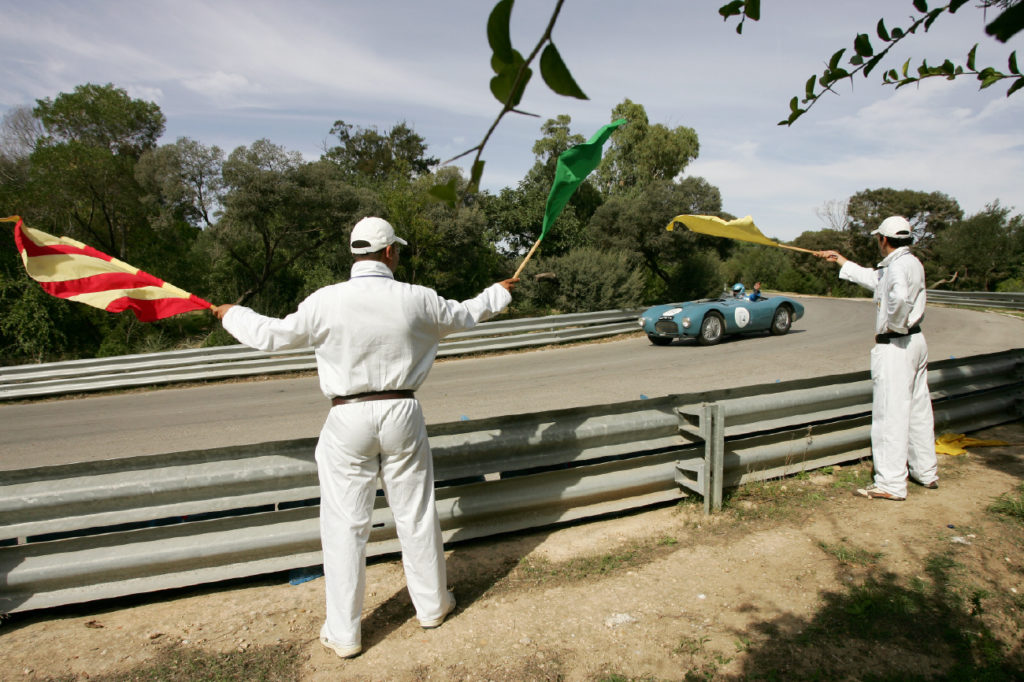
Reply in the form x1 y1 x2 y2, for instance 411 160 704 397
350 217 407 254
870 216 912 239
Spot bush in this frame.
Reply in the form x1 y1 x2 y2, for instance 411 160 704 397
514 247 645 314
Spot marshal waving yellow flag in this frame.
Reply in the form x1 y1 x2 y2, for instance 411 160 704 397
665 214 814 253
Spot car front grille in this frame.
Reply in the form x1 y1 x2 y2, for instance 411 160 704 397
654 320 678 335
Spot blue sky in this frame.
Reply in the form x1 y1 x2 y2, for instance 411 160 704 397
1 0 1021 241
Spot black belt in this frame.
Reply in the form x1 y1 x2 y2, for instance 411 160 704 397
331 390 415 406
875 325 922 344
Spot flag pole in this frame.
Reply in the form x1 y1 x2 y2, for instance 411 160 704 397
513 238 542 279
775 243 816 254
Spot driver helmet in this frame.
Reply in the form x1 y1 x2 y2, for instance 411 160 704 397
732 282 745 298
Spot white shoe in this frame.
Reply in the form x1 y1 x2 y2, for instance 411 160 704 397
319 625 361 658
419 591 456 629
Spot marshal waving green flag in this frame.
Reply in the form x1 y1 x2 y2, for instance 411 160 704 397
514 118 627 277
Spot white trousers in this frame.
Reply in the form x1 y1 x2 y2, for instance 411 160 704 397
869 333 937 497
315 398 448 649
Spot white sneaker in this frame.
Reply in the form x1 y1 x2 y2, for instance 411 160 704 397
319 625 361 658
419 591 456 629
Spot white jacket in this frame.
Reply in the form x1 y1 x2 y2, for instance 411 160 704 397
223 260 512 398
839 246 926 335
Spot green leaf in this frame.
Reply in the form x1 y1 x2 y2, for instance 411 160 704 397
1009 51 1019 75
487 0 514 65
539 44 588 99
980 70 1003 89
1007 78 1024 96
789 96 800 112
428 178 458 207
828 48 845 71
924 8 944 30
468 159 485 194
913 0 927 12
967 44 977 71
854 34 874 58
864 55 883 77
744 0 760 21
949 0 969 12
489 50 531 106
804 74 816 98
986 3 1024 43
850 55 863 66
718 0 744 20
902 58 911 77
892 27 905 39
877 19 891 42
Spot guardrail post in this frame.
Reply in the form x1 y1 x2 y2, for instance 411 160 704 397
674 402 725 515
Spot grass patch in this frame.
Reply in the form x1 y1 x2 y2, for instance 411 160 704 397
65 642 302 682
512 545 652 586
988 483 1024 523
818 539 884 566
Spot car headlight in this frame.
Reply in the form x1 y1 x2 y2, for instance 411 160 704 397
637 317 646 328
681 317 691 329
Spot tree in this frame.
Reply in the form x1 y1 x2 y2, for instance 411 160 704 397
23 84 167 262
376 167 504 300
594 99 700 195
136 137 225 231
212 142 376 311
932 201 1023 289
587 177 726 302
482 114 599 258
845 188 963 264
34 83 165 156
324 120 438 185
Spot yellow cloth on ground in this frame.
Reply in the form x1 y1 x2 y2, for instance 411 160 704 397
935 433 1010 456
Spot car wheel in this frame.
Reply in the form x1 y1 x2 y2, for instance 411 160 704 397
697 313 724 346
770 305 792 335
648 334 673 346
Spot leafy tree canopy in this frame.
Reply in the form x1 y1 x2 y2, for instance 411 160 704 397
33 83 165 157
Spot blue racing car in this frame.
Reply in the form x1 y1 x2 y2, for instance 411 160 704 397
638 286 804 346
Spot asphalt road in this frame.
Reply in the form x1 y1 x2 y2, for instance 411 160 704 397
1 296 1020 471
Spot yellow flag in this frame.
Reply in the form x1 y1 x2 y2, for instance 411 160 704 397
665 215 780 247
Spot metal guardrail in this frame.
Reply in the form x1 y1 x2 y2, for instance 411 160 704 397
1 348 1021 614
927 289 1024 311
0 309 642 401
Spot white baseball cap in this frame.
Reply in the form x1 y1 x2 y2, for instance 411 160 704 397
349 217 408 254
870 216 912 239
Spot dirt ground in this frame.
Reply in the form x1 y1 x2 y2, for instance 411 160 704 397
1 423 1022 681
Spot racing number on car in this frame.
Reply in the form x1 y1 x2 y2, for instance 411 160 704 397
734 307 750 328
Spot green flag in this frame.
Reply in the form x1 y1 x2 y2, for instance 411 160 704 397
540 118 627 241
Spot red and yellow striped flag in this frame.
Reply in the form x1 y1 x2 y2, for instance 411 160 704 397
4 216 211 321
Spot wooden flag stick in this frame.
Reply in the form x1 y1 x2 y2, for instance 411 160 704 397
775 243 817 254
513 238 542 279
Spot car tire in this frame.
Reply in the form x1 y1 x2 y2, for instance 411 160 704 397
697 313 724 346
770 305 792 335
648 334 673 346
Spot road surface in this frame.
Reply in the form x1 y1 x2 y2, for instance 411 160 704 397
1 297 1020 470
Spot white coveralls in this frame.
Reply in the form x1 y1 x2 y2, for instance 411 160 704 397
839 246 937 497
222 260 512 650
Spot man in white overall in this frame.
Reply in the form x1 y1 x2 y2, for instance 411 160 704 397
816 216 938 500
212 217 518 658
